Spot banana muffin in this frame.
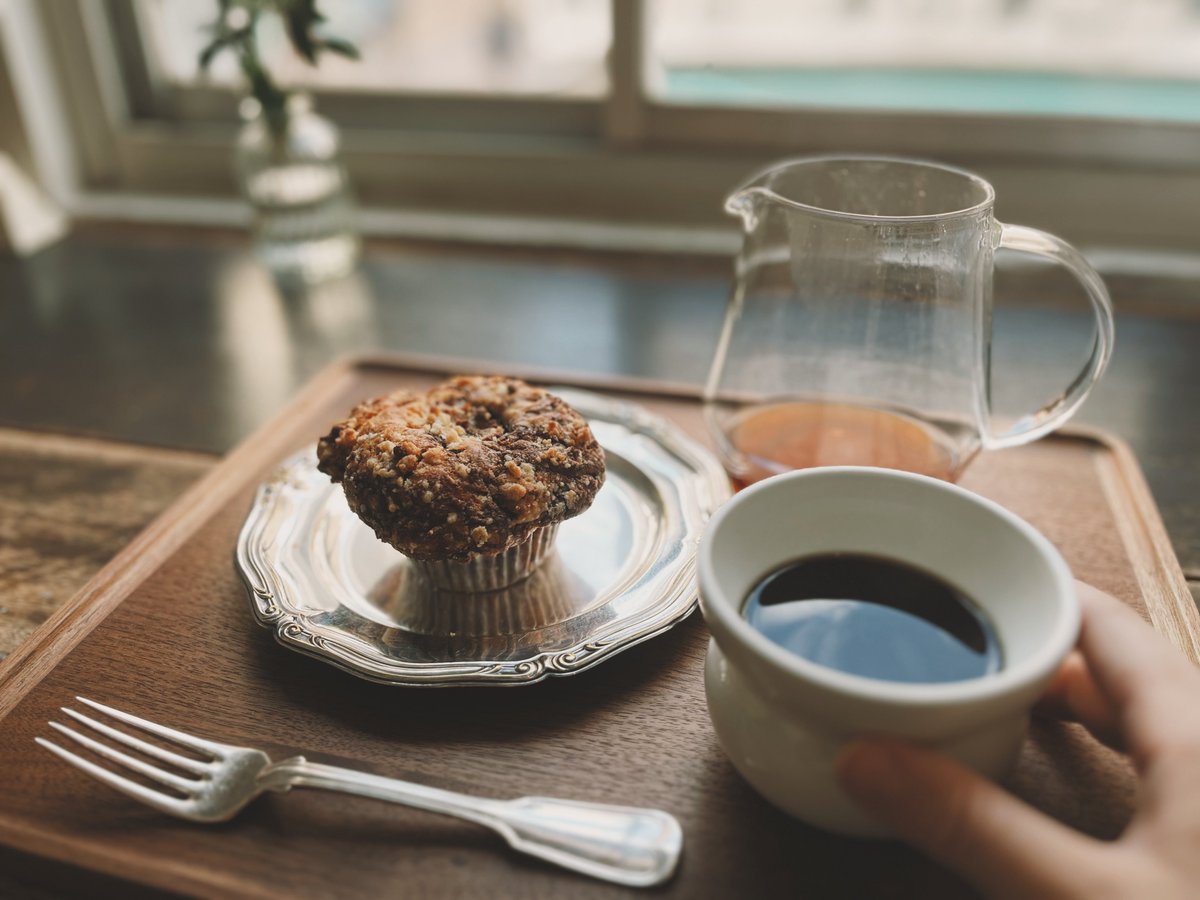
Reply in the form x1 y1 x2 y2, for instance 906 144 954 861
317 375 605 589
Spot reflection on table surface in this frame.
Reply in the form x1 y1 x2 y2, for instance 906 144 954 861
1 224 1197 589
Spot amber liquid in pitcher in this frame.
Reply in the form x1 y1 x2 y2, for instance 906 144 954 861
723 401 962 489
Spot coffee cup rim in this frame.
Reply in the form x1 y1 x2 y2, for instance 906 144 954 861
697 467 1080 707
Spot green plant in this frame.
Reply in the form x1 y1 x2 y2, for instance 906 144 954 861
199 0 359 134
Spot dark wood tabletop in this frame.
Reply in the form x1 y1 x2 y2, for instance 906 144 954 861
2 223 1197 590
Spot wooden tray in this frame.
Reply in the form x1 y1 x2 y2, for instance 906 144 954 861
0 356 1195 899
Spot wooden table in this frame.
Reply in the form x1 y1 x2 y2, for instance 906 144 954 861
1 226 1198 897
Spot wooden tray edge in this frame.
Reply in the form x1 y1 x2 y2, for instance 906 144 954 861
0 814 245 899
347 349 710 400
1077 426 1200 663
0 358 365 722
0 426 219 468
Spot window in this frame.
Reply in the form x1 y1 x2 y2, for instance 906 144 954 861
26 0 1200 252
648 0 1200 121
140 0 611 97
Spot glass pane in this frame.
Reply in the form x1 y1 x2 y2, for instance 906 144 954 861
139 0 611 96
648 0 1200 121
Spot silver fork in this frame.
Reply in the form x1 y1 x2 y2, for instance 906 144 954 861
36 696 682 888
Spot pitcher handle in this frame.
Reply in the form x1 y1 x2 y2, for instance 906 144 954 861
984 223 1115 450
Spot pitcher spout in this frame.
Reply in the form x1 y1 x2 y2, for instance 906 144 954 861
724 184 772 232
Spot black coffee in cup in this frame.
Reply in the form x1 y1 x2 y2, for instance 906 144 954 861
742 552 1001 684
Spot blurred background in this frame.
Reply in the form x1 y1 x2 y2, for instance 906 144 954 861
146 0 1200 116
5 0 1200 256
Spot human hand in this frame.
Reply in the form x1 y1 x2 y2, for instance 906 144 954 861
835 582 1200 898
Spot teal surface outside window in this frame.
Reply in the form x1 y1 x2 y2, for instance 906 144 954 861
663 68 1200 122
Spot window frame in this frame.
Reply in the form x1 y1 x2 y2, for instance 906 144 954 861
32 0 1200 252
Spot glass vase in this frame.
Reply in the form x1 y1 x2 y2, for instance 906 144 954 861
234 93 360 285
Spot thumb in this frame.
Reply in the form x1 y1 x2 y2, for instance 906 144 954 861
837 738 1105 898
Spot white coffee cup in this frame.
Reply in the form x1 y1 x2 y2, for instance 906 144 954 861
697 467 1079 837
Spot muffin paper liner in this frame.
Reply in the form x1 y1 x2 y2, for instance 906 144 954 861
409 523 560 592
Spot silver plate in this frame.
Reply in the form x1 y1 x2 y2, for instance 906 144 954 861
236 388 731 686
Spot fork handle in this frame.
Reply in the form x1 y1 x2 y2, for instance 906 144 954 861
260 757 682 888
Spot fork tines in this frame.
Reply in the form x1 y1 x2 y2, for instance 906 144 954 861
36 696 218 815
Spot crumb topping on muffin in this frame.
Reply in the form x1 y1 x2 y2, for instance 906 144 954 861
317 375 605 561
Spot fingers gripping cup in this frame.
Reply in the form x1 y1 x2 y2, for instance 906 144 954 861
697 468 1079 837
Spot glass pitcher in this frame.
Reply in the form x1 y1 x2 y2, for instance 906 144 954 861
704 156 1114 487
